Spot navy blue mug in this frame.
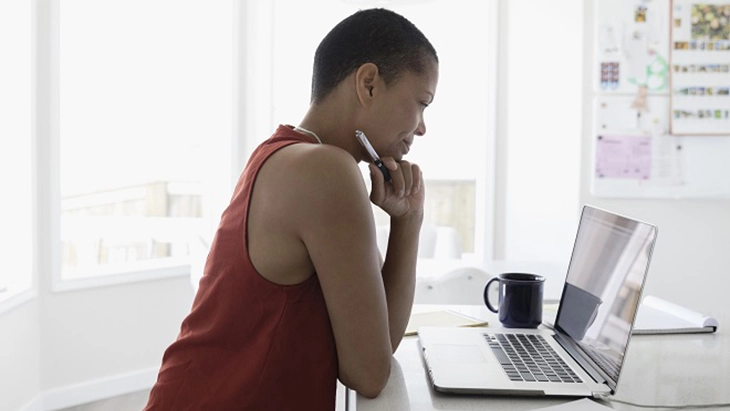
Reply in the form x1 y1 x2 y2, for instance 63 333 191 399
484 273 545 328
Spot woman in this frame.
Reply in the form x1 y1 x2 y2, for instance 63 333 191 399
145 8 438 410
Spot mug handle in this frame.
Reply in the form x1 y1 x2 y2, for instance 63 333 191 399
586 303 600 329
483 277 500 313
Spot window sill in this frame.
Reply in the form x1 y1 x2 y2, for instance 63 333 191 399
0 286 37 315
52 258 191 293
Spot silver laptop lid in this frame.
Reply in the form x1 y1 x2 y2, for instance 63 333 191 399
554 206 658 392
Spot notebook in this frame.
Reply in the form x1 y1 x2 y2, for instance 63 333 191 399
543 295 718 335
633 295 718 335
405 310 488 336
418 205 658 397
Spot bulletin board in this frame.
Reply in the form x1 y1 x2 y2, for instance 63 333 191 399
592 0 730 198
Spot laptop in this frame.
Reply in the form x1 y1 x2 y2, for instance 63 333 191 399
418 205 658 397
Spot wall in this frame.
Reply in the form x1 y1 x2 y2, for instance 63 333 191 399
0 301 41 411
38 278 193 406
494 0 583 263
580 0 730 314
1 278 193 411
488 0 730 320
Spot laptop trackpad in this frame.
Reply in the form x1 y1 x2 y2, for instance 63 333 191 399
434 344 487 363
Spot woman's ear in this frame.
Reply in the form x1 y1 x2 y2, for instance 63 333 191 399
354 63 379 107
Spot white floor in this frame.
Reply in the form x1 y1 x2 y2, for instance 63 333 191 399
58 389 150 411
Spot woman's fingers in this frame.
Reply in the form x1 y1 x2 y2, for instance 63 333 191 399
382 158 417 197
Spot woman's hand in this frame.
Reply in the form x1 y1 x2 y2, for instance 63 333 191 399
368 157 424 220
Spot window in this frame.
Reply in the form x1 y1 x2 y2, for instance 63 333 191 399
262 0 495 265
57 0 233 287
237 0 583 276
0 0 33 306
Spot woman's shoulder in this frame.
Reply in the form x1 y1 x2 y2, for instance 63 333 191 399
278 142 362 185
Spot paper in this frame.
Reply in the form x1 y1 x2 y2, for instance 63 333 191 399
595 135 652 179
647 135 684 186
405 310 487 336
529 398 614 411
625 27 651 84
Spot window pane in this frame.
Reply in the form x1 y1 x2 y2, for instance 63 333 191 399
59 1 233 279
0 0 32 295
269 0 491 261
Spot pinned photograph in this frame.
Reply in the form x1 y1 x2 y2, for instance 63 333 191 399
691 5 730 40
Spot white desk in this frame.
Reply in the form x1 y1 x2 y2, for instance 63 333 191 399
347 305 730 411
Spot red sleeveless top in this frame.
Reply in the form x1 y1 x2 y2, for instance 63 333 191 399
145 125 338 410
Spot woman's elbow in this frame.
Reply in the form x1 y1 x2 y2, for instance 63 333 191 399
342 358 391 398
356 374 389 399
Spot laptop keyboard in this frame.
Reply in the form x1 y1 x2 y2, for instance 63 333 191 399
484 333 583 383
578 342 621 381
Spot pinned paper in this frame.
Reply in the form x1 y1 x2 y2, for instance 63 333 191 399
595 135 652 179
647 135 684 186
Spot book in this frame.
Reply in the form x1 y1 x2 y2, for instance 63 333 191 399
633 295 718 335
405 310 488 336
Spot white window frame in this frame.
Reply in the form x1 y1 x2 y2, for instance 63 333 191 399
0 0 38 313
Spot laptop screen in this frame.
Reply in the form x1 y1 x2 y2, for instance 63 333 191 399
554 206 657 387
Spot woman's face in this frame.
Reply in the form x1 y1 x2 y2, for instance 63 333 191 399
365 60 439 161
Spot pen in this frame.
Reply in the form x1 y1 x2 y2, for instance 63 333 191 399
355 130 392 182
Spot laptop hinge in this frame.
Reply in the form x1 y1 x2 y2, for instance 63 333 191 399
553 333 607 386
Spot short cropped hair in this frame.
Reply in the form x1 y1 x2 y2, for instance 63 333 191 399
311 8 438 104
